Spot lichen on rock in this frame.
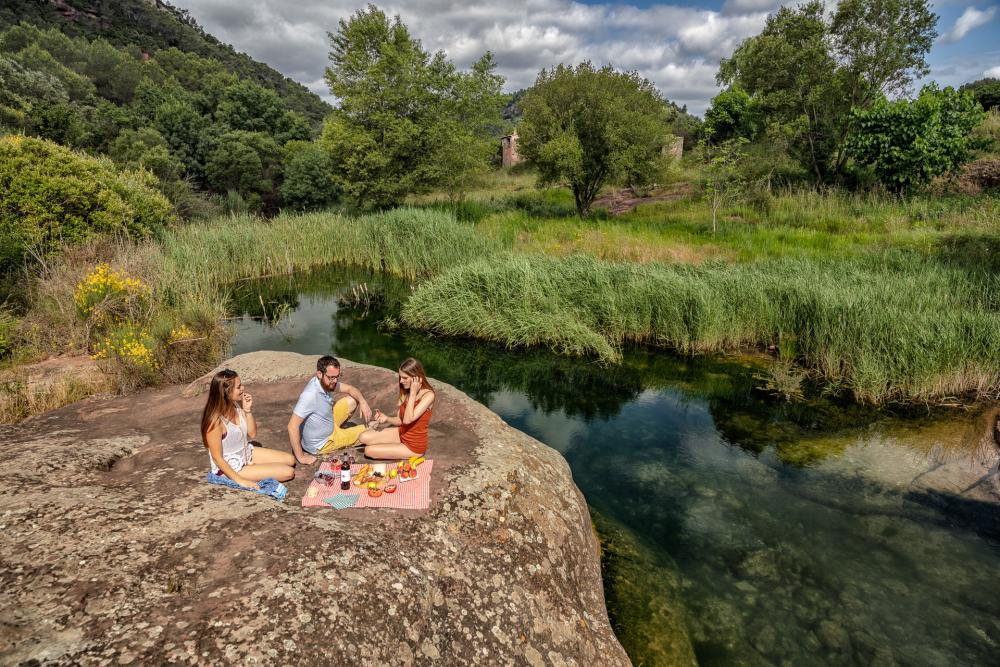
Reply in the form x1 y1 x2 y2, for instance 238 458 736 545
0 352 629 665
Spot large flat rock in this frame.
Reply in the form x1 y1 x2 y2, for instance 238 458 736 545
0 352 630 665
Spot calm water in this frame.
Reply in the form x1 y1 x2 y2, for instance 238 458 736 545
229 266 1000 666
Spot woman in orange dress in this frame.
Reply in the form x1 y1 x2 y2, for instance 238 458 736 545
359 358 435 459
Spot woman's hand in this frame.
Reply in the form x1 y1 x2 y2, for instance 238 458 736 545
408 377 422 397
241 391 253 413
374 408 387 425
236 476 260 490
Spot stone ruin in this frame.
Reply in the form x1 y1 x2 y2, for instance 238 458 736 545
501 131 522 168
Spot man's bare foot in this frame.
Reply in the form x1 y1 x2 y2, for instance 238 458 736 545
297 453 317 465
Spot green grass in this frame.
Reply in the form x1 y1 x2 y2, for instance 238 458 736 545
158 207 505 312
471 188 1000 264
11 175 972 409
401 251 1000 404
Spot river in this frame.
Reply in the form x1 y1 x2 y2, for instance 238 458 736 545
228 265 1000 666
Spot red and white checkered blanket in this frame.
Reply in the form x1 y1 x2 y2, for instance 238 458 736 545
301 460 433 509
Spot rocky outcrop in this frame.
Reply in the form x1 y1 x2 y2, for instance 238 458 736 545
0 352 630 666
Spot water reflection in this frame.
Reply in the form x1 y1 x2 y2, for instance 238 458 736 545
230 267 1000 666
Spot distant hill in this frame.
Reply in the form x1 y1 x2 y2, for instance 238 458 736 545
0 0 331 123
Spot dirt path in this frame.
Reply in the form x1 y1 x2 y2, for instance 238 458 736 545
592 182 695 215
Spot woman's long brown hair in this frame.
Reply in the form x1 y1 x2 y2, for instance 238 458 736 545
200 369 238 446
398 357 433 404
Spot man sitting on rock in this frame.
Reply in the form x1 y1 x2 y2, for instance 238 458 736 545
287 356 372 465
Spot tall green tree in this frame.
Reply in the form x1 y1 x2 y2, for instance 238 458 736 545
518 62 674 216
322 5 503 209
719 0 938 182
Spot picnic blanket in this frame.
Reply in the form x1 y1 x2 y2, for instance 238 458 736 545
205 472 288 501
301 460 433 509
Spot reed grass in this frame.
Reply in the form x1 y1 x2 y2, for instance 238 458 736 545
401 252 1000 404
160 207 502 288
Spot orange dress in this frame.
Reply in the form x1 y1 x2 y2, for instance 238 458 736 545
399 406 432 455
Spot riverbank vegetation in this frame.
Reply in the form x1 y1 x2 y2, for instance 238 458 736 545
3 0 1000 420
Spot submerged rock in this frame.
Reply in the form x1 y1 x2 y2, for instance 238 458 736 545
0 352 629 665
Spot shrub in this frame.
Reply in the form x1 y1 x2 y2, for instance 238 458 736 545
0 135 174 275
0 307 15 359
847 85 985 191
74 263 150 325
90 324 158 390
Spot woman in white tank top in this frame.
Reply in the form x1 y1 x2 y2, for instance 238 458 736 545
201 369 297 488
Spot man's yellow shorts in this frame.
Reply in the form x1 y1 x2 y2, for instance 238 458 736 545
319 397 365 454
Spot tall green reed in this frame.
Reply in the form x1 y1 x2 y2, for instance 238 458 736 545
401 252 1000 403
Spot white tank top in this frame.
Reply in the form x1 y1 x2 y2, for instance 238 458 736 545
209 407 250 473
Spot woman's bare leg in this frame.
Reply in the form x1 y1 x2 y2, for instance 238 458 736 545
240 463 295 482
251 447 295 467
358 427 420 459
359 427 400 446
364 443 418 460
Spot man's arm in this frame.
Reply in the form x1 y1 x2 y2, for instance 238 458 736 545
340 382 372 422
286 413 315 465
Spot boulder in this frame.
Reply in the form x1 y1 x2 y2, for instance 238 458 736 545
0 352 630 666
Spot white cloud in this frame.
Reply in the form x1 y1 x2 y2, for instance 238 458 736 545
721 0 784 16
940 5 998 43
173 0 779 116
986 65 1000 77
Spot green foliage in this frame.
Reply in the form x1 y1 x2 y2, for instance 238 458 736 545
847 85 985 191
720 0 938 181
280 141 339 211
0 136 174 275
0 306 15 359
322 5 504 209
700 138 750 233
109 128 184 183
0 4 330 124
704 87 757 143
518 62 674 216
205 131 282 210
960 78 1000 112
0 22 330 212
214 80 285 134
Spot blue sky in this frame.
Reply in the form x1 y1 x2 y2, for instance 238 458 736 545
178 0 1000 116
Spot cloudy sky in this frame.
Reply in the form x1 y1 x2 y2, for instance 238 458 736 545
175 0 1000 116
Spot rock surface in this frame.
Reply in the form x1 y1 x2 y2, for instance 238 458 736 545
0 352 630 666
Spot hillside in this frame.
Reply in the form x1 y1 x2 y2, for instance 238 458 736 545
0 0 330 124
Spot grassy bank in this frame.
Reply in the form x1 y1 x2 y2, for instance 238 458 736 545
401 251 1000 403
1 208 500 422
6 182 1000 420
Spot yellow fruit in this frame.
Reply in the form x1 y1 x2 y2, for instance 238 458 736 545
412 457 425 467
408 455 421 465
367 481 377 490
389 469 398 479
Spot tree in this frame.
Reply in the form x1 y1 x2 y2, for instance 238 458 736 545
205 130 281 209
719 0 938 181
960 78 1000 111
280 141 338 210
846 84 984 191
109 127 184 183
322 5 503 209
215 80 285 135
518 62 674 217
700 138 749 234
703 87 757 143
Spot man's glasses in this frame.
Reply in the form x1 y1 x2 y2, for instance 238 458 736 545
322 370 341 382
